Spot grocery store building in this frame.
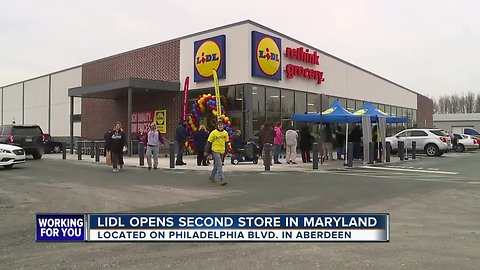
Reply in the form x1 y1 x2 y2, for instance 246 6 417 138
0 20 433 150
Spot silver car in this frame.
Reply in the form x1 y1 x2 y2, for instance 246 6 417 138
386 129 452 157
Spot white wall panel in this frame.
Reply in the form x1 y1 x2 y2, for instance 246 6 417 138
50 67 82 136
0 88 3 125
3 83 23 124
24 76 49 129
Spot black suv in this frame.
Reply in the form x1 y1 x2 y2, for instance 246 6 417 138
0 125 45 159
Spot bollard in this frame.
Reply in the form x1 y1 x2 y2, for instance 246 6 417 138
398 141 405 161
169 141 175 168
412 141 417 159
385 142 391 163
62 142 66 160
139 142 145 166
312 142 319 169
347 142 353 167
95 142 100 162
90 140 95 158
264 143 271 171
368 142 375 164
77 141 82 160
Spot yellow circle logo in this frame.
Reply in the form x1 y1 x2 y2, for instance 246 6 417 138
195 40 222 78
256 37 281 76
353 109 366 115
322 108 336 115
155 111 165 125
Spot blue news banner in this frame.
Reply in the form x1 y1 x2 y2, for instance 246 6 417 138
36 214 390 242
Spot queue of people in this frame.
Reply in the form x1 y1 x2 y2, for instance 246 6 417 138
101 119 375 177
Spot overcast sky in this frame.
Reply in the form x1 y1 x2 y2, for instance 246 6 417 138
1 0 478 97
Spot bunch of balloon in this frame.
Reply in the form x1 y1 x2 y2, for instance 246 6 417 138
185 94 234 153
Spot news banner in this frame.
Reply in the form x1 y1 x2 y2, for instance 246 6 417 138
36 214 389 242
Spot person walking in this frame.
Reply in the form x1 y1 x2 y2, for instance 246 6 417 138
335 125 346 160
194 125 209 166
322 123 334 161
260 123 275 164
206 121 229 186
146 123 164 170
175 120 189 166
273 122 284 164
137 126 148 154
110 122 126 172
285 126 298 164
350 125 363 160
299 124 313 163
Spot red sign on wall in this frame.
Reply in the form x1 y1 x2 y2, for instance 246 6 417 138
131 111 154 134
284 46 325 84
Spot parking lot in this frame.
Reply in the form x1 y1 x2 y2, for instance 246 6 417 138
0 151 479 269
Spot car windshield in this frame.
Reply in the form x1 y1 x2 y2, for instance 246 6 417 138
12 127 43 135
430 130 447 136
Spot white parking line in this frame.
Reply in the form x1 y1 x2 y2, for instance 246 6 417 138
358 166 458 175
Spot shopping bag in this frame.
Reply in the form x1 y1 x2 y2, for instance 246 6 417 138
106 150 112 165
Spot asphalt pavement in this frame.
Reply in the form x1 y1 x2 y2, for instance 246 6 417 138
0 151 479 269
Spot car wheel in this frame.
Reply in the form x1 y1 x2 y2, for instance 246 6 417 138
457 144 465 152
3 165 13 169
425 144 439 157
32 150 43 160
53 145 62 153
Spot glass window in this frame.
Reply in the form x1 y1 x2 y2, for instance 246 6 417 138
412 110 417 127
266 112 281 126
338 98 347 109
266 87 280 112
294 92 306 114
355 100 364 110
281 89 294 115
252 85 265 112
431 130 447 136
307 93 320 113
378 104 385 114
346 99 355 112
397 131 407 137
411 130 428 137
252 112 265 136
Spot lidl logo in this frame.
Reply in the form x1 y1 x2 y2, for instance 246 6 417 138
353 109 367 116
323 108 336 115
194 35 226 82
252 31 281 80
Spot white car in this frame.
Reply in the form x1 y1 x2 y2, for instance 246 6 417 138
386 129 452 157
453 134 479 152
0 143 26 168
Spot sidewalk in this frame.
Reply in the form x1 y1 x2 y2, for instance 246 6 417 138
42 152 406 173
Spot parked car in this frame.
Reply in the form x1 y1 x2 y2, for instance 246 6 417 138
386 129 452 157
0 143 26 168
452 134 479 152
43 134 63 153
0 124 45 159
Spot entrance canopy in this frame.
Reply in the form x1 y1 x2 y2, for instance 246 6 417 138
67 77 180 157
68 77 179 98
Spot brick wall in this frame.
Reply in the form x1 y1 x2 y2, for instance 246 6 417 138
81 40 181 140
416 94 433 128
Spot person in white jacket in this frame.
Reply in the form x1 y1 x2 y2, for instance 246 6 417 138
285 126 299 164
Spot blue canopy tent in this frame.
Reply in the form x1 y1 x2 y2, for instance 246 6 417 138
292 100 361 123
292 100 361 164
353 102 407 123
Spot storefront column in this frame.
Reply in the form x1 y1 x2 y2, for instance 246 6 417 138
70 96 74 154
243 84 253 140
127 87 132 157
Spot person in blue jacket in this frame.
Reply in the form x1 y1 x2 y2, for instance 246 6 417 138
194 125 209 166
175 120 189 165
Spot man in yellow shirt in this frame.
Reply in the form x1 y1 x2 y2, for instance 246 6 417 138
206 120 229 185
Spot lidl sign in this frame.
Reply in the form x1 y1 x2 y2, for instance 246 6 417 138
194 35 226 82
251 31 281 80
